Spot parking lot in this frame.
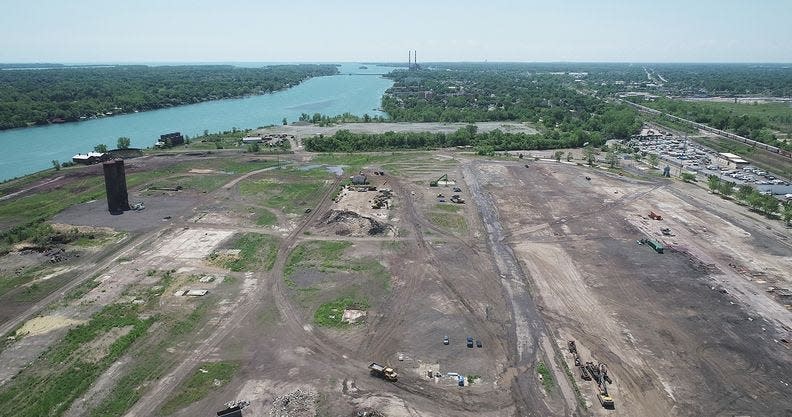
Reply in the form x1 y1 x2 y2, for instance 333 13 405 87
629 128 791 198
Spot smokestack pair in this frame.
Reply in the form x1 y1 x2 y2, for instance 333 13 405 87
408 50 417 68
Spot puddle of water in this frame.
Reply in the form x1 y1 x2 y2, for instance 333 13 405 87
299 164 346 176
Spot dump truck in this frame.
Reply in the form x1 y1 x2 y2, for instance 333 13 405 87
648 211 663 220
369 363 398 382
450 195 465 204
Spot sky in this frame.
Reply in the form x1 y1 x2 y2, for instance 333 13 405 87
1 0 791 63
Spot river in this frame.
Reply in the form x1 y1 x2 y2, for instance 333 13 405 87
0 63 397 181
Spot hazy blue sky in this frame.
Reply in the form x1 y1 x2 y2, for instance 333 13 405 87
1 0 790 63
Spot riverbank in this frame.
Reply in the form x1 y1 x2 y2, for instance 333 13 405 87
0 64 398 181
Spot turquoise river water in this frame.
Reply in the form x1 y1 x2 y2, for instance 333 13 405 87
0 63 397 181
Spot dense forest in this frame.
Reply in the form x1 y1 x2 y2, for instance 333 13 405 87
0 64 338 130
630 97 792 150
379 65 641 145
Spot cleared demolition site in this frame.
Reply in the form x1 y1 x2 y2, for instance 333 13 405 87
0 125 790 417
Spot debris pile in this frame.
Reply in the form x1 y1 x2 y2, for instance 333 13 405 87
270 389 316 417
370 189 392 209
321 210 394 237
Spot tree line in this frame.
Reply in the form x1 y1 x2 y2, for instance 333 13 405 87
707 175 791 223
0 64 339 130
303 125 593 153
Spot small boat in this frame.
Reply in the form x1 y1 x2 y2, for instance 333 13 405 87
359 65 368 69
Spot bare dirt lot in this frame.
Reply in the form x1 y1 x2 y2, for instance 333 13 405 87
473 160 792 417
0 148 790 417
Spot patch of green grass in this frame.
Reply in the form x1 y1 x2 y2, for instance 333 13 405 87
434 203 462 213
0 267 40 298
62 276 101 303
255 209 277 226
240 179 325 215
0 304 153 417
210 233 278 272
87 298 213 417
284 241 352 278
160 362 239 415
314 297 369 327
537 362 554 392
427 212 468 233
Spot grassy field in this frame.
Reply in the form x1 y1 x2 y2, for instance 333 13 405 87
314 297 370 327
428 211 468 234
239 167 330 215
255 209 277 226
159 361 239 415
0 303 154 417
86 295 213 417
209 233 278 272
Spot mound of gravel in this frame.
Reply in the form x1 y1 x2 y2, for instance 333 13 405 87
320 210 394 237
270 389 316 417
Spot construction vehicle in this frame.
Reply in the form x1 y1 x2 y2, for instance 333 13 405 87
429 174 450 187
450 194 465 204
585 362 615 409
648 211 663 220
642 238 664 253
661 228 673 236
369 363 398 382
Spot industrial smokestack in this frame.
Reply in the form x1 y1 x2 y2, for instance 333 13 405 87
103 159 131 215
414 50 417 66
408 50 411 69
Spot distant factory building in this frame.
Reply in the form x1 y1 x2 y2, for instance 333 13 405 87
718 152 750 167
155 132 184 147
72 151 106 165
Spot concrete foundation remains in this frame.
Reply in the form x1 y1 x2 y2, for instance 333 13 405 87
103 159 131 214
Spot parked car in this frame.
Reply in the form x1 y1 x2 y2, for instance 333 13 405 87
476 339 482 348
443 335 449 345
466 336 474 348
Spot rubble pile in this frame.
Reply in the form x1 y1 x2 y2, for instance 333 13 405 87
270 389 316 417
370 189 392 209
321 210 394 237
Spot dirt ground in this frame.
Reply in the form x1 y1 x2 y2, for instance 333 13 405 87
0 147 790 417
473 160 791 417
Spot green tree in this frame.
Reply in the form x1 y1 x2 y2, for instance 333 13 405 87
647 153 659 168
782 202 792 226
736 185 754 202
282 117 288 126
707 175 721 193
605 149 619 168
718 181 734 198
583 146 597 165
680 172 696 182
554 150 564 162
746 190 764 211
94 143 108 153
566 152 573 162
51 160 61 171
246 143 260 153
117 136 131 149
761 194 779 215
